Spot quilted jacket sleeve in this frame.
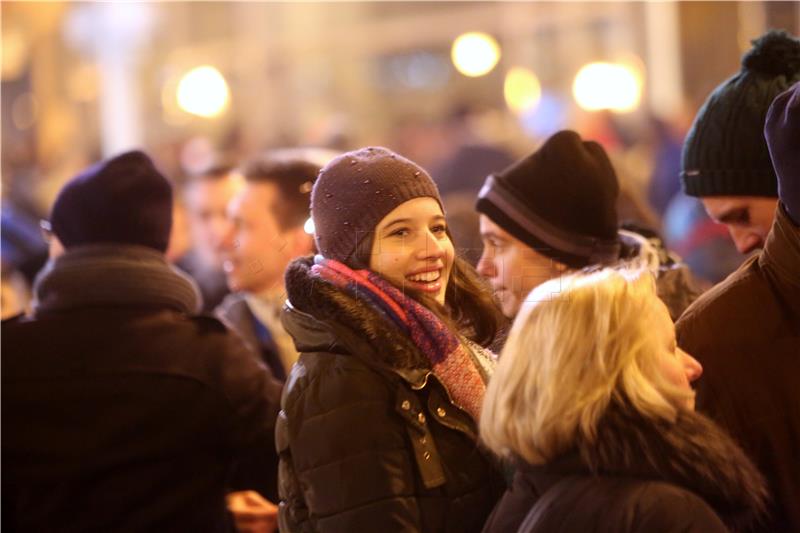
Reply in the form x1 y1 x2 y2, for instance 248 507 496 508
281 355 425 533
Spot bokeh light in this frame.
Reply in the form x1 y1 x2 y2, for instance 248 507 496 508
504 67 542 114
451 32 500 77
572 62 642 113
304 217 315 235
176 66 230 118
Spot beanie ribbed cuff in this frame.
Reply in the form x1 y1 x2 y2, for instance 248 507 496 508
476 175 620 268
680 169 779 198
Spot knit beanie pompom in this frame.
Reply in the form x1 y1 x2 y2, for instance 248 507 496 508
742 30 800 77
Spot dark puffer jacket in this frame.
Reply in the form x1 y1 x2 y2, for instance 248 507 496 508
276 257 504 533
483 405 767 533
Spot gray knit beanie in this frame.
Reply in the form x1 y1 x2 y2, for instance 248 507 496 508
311 146 443 265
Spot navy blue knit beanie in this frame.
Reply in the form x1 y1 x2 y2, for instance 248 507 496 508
765 81 800 225
681 30 800 198
50 150 173 252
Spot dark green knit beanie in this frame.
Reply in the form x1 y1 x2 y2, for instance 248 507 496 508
681 30 800 198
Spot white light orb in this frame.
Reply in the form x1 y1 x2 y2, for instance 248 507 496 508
176 66 230 118
572 62 642 113
504 67 542 114
451 32 501 77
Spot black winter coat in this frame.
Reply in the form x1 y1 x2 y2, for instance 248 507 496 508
483 405 767 533
276 257 504 533
2 246 283 532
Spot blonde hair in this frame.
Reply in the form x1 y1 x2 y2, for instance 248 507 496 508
480 266 694 465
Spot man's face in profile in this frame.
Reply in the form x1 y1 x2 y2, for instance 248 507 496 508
476 215 566 318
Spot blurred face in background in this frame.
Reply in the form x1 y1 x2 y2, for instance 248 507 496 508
220 182 311 295
701 196 777 254
369 197 454 306
184 173 244 270
476 215 566 318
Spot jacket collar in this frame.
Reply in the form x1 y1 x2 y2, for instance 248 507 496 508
281 298 432 388
283 255 432 372
760 203 800 289
517 403 767 530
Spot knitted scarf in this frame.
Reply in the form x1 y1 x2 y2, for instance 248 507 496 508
311 257 488 421
33 244 201 315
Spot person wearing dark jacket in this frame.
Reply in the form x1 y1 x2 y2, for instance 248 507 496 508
275 147 506 532
475 130 701 322
676 81 800 532
216 157 320 383
481 268 767 533
1 151 283 532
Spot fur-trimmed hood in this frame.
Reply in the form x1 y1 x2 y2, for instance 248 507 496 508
282 255 432 373
523 402 768 531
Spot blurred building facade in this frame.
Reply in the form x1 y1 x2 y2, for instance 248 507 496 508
2 2 799 283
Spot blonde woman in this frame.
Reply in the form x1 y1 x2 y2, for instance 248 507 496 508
480 268 767 533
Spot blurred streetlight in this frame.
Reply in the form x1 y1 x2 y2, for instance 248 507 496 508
451 32 500 77
572 62 642 113
304 217 315 235
504 67 542 114
176 66 230 118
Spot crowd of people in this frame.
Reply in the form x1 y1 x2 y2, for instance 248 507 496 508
3 29 799 533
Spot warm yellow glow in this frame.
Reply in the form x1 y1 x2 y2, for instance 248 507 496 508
67 63 99 102
2 29 28 81
572 62 642 113
504 67 542 114
176 66 230 118
451 32 500 77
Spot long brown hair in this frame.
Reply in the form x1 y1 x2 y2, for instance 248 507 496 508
351 229 506 347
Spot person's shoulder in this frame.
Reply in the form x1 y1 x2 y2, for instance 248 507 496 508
676 255 770 330
187 313 230 334
1 312 27 325
283 351 394 413
632 482 727 532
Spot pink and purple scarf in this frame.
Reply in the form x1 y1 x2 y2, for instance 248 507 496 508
311 258 487 422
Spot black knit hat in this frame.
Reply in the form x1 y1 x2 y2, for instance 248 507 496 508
51 150 173 252
765 81 800 225
681 30 800 198
311 146 442 264
476 130 620 269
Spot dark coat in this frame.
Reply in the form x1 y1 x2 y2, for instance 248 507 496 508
2 249 283 532
216 292 287 502
216 292 286 381
676 205 800 532
275 257 504 533
483 406 767 533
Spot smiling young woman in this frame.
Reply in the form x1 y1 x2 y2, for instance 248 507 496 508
274 147 506 532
